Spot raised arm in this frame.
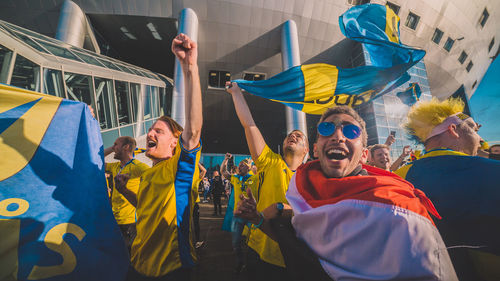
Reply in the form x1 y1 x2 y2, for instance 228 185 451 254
172 33 202 151
220 153 232 179
198 163 207 179
391 145 411 171
225 82 266 160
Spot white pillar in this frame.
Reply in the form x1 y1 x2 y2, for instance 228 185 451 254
172 8 198 127
55 0 86 47
281 20 307 136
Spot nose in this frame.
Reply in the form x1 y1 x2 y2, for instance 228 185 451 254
330 126 346 143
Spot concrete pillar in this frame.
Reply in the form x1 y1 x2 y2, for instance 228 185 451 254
281 20 307 136
172 8 198 127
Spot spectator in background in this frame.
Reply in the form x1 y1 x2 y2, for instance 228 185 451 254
369 144 412 171
211 170 225 216
104 136 149 253
489 144 500 160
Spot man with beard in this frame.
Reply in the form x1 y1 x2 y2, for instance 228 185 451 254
115 33 202 281
225 82 309 280
104 136 149 252
236 105 457 281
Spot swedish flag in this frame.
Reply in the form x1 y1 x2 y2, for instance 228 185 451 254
396 82 422 106
0 84 128 280
235 4 425 115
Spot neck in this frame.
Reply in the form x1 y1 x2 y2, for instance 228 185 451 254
425 138 460 154
283 151 305 171
120 154 133 167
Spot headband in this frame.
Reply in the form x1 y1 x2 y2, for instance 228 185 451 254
425 112 470 141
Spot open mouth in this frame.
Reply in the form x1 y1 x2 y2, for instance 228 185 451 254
325 148 348 160
147 140 157 148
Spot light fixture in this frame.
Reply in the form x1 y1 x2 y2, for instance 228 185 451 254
147 23 162 40
120 26 137 40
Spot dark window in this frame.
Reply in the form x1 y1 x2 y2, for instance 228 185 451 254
65 72 95 113
405 12 420 30
0 44 14 83
94 77 118 129
243 73 266 81
472 80 477 89
386 2 400 15
11 54 40 91
208 70 231 88
466 61 473 72
479 8 489 27
43 68 65 98
443 37 454 52
458 51 468 64
115 81 132 125
431 28 444 44
489 37 495 52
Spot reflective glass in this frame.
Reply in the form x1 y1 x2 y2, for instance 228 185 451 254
0 44 13 83
11 54 40 91
151 86 159 118
43 68 65 98
130 83 140 122
115 80 132 125
64 72 95 112
72 51 105 67
11 32 50 54
33 39 83 61
95 77 118 130
144 85 152 120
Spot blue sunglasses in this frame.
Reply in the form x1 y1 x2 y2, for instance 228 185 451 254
317 122 362 139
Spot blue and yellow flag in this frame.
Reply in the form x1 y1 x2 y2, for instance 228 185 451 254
234 4 425 115
0 84 128 280
396 82 421 106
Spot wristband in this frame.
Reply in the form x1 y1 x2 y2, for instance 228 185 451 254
254 212 265 228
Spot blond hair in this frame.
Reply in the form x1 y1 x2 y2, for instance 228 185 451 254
404 98 464 144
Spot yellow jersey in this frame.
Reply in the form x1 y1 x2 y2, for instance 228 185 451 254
248 145 294 267
105 159 149 224
131 140 201 277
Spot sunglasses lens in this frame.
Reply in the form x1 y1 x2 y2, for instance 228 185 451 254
318 122 335 137
342 124 361 139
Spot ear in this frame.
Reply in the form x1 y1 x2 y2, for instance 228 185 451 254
447 124 460 139
360 148 369 164
313 143 318 158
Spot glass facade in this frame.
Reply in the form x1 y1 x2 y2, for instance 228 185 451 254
357 46 432 161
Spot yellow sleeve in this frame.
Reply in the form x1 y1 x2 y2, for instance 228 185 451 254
254 145 282 172
394 163 412 179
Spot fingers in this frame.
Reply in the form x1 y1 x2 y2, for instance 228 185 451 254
246 187 255 201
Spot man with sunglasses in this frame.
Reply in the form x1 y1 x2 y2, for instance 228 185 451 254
395 98 500 280
225 82 309 280
235 105 457 281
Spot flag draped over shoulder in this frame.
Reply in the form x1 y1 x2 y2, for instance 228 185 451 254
285 161 457 280
0 84 128 281
234 4 425 115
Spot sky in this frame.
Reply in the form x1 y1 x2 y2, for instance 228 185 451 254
469 57 500 145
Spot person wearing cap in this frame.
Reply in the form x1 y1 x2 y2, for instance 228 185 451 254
225 82 309 279
236 105 457 281
394 98 500 280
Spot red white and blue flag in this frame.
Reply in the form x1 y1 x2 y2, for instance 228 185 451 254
286 161 457 280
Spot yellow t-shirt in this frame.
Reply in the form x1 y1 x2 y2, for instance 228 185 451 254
247 145 294 267
231 173 259 211
131 140 201 277
105 159 149 225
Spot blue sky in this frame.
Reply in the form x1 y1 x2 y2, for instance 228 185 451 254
469 57 500 145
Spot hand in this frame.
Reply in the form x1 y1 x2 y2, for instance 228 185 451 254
114 174 130 194
401 145 412 157
234 188 260 224
225 82 242 95
225 152 232 159
385 134 395 146
88 105 96 119
171 33 197 68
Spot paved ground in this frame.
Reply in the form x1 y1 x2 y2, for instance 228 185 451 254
192 198 251 281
